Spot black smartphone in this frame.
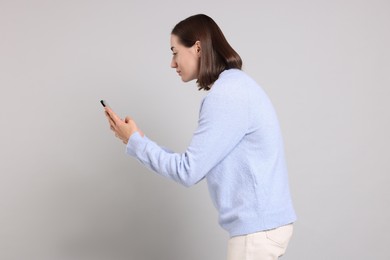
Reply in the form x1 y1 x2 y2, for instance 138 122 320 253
100 100 109 107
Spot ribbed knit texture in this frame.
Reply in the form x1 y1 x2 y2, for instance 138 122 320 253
126 69 296 237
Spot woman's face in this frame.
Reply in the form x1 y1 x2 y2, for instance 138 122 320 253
170 34 200 82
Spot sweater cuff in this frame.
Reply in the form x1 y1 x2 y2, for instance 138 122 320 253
125 132 148 157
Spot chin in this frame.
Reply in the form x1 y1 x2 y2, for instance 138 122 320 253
181 76 196 83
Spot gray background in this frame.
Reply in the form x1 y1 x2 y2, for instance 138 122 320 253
1 0 389 259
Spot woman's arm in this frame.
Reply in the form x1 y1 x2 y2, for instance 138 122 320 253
124 91 249 187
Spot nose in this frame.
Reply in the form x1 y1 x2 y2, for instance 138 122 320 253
171 58 177 68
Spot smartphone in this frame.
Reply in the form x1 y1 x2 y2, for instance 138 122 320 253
100 100 109 108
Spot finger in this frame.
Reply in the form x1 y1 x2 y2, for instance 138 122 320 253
105 113 116 130
105 110 111 120
105 107 122 124
105 111 116 126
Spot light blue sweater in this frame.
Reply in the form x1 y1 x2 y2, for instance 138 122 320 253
126 69 296 237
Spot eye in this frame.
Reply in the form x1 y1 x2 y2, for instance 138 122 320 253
172 52 177 56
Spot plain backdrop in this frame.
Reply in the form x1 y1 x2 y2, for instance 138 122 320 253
1 0 389 259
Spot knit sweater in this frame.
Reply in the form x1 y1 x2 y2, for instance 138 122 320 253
126 69 296 237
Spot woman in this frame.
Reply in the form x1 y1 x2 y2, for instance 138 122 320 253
104 14 296 260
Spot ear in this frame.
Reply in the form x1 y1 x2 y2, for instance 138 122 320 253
194 41 201 56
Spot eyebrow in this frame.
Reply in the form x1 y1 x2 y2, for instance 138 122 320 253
170 46 175 51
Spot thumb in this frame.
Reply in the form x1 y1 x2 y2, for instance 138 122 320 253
124 116 132 123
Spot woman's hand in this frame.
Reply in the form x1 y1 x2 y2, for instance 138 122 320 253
104 107 144 144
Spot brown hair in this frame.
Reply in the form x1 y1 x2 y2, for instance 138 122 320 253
171 14 242 90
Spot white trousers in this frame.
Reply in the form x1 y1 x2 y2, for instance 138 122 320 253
227 224 293 260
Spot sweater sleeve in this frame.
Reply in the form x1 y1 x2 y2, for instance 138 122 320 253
126 91 249 187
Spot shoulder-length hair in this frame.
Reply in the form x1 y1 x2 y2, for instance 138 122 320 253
171 14 242 90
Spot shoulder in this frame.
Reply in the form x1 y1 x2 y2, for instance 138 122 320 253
212 69 259 91
206 69 261 100
200 70 253 111
215 69 248 85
